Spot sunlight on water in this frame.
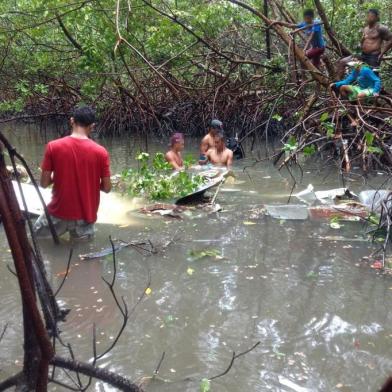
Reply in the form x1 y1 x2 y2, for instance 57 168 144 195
97 192 144 225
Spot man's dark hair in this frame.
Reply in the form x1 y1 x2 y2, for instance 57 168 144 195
72 106 96 127
368 8 379 19
215 131 225 141
303 9 315 18
210 119 223 131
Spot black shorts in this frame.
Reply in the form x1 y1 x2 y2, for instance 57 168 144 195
361 52 380 68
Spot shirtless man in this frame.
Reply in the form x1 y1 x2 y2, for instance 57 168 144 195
337 9 392 78
165 133 184 170
199 119 223 163
202 132 233 169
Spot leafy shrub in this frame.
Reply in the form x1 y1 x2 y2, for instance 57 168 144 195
115 152 205 200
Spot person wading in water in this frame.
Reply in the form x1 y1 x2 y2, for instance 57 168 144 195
199 119 224 164
165 132 185 170
201 131 233 169
34 106 112 240
337 9 392 78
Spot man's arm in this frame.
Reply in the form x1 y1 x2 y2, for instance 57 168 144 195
165 152 182 170
379 26 392 59
100 150 111 193
334 70 356 88
199 150 210 165
40 170 53 188
40 143 53 188
381 40 392 58
366 68 381 95
200 136 210 155
100 177 112 193
226 150 234 169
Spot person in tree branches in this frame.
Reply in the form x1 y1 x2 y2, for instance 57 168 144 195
337 9 392 78
165 132 185 170
200 131 233 169
199 119 224 164
272 9 326 68
331 59 381 102
34 106 111 240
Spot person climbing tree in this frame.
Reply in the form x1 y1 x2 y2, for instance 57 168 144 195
271 9 326 69
337 9 392 77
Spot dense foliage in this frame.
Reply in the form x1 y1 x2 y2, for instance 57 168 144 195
0 0 391 136
115 152 205 200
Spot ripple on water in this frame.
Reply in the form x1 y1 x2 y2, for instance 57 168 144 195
3 133 392 391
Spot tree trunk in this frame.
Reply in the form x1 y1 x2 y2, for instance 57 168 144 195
0 147 53 391
313 0 351 56
227 0 330 86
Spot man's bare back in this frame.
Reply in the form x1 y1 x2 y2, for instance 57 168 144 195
362 23 392 54
206 147 233 168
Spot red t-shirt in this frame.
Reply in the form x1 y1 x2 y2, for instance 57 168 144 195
41 136 111 223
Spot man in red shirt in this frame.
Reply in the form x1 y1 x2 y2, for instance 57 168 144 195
34 106 111 240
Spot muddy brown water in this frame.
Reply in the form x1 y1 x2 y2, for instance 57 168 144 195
1 123 392 391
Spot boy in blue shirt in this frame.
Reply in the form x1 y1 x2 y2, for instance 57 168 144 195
331 58 381 101
272 9 326 68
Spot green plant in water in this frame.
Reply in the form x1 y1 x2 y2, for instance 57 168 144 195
364 131 383 155
322 122 335 139
303 144 316 157
283 136 298 152
184 154 196 169
188 248 222 260
117 152 204 201
200 378 211 392
330 216 341 229
368 212 380 226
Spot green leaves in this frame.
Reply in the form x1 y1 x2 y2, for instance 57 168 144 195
303 144 316 157
116 152 204 201
152 153 172 171
183 154 196 169
330 216 341 229
322 122 335 139
33 83 48 95
364 131 383 155
283 136 298 152
367 146 383 154
200 378 211 392
319 111 335 138
188 248 222 261
136 152 150 162
364 131 374 146
306 271 319 279
320 112 329 122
